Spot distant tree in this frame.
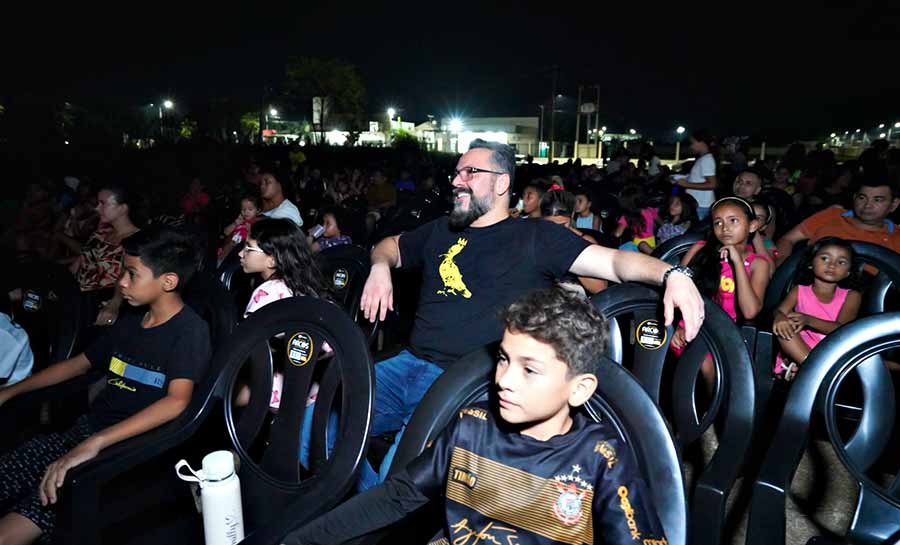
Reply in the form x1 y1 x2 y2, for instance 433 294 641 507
240 113 260 143
283 57 367 144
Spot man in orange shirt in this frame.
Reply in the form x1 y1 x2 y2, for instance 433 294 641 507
776 178 900 266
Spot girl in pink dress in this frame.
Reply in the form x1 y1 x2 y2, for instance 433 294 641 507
773 237 861 381
673 197 773 392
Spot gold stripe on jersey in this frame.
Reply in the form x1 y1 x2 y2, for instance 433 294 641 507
445 447 594 545
427 539 449 545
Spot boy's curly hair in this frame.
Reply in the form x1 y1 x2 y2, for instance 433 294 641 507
501 287 609 377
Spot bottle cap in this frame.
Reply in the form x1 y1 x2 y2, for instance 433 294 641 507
202 451 236 481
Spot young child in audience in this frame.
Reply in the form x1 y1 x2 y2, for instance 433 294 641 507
237 218 330 409
539 189 607 295
656 192 699 245
573 189 602 231
751 199 778 263
0 226 211 544
674 197 772 391
773 237 861 381
614 185 659 254
309 208 352 253
218 195 260 260
282 287 667 545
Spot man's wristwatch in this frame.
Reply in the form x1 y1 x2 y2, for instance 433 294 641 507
662 265 694 286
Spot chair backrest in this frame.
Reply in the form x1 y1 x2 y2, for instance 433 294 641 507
651 231 707 266
746 313 900 545
182 271 238 349
11 261 82 370
764 241 900 317
215 297 374 544
384 346 687 545
317 244 381 346
591 283 757 545
216 242 256 316
316 244 370 317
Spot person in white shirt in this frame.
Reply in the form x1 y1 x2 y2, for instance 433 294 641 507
259 173 303 226
672 129 718 219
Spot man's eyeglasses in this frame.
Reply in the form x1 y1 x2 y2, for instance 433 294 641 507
453 166 506 182
243 245 265 254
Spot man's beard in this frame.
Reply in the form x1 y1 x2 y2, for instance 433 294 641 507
449 188 494 229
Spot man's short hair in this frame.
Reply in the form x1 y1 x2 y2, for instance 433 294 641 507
469 139 517 186
123 226 198 293
501 287 609 377
855 169 898 198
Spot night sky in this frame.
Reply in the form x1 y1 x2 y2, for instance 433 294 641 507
4 2 898 141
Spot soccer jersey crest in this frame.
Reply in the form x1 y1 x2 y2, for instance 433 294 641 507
552 465 591 526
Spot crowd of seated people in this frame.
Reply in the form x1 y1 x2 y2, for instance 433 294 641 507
0 134 898 543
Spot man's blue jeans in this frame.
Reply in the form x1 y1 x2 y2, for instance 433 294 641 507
299 349 444 491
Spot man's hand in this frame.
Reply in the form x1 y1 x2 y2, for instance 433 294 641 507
360 263 394 322
39 437 103 505
662 272 705 342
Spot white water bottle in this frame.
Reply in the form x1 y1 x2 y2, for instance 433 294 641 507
176 451 245 545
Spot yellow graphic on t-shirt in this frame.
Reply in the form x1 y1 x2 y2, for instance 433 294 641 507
720 275 735 293
437 238 472 298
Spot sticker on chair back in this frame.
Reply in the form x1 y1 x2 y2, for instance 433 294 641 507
287 332 314 366
635 319 666 350
333 269 349 290
23 290 41 312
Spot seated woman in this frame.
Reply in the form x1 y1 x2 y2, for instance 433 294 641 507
69 185 140 328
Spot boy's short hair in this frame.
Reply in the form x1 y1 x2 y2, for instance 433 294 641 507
501 287 609 377
122 226 198 293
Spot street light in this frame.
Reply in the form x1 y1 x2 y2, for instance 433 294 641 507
676 126 685 135
448 117 463 132
675 126 686 161
158 99 174 139
387 107 396 119
880 133 887 139
270 108 278 117
629 128 636 135
163 100 174 109
879 124 885 129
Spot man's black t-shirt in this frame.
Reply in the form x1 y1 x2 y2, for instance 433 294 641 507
84 305 211 429
399 217 590 367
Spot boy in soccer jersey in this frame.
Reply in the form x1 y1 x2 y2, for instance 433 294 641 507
284 287 666 545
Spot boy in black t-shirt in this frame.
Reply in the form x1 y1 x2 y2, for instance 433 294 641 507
285 287 667 545
0 226 211 544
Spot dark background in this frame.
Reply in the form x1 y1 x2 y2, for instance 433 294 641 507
2 1 898 142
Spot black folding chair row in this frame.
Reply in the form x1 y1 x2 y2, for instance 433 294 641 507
747 313 900 545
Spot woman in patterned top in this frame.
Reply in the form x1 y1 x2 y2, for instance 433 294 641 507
70 185 140 327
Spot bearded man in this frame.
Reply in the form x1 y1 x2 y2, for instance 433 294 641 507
354 139 704 486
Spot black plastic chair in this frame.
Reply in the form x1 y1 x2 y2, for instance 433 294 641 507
746 313 900 545
374 346 687 545
591 283 758 545
316 244 381 347
651 231 706 266
9 261 82 371
216 241 255 317
764 241 900 317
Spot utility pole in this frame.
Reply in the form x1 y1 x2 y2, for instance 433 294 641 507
549 65 558 163
594 85 601 161
574 85 583 160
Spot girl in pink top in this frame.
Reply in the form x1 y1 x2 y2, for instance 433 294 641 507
614 185 659 254
237 218 331 409
673 197 772 392
773 237 861 381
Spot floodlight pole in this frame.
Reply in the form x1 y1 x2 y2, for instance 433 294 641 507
549 65 558 162
574 85 583 160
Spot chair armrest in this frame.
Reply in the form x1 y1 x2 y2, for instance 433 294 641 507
1 370 103 413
